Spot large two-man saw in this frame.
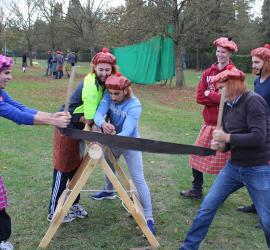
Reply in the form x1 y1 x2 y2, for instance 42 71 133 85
61 128 216 156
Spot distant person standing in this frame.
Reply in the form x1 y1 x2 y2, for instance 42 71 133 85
65 49 76 78
55 50 64 79
22 52 27 73
45 50 53 77
51 51 57 77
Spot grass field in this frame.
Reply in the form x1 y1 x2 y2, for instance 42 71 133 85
0 61 267 250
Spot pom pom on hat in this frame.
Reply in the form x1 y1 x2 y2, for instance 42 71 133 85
105 72 131 90
213 37 238 53
92 47 116 66
211 66 245 84
264 44 270 49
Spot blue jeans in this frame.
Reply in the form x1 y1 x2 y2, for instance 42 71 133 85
45 63 52 76
103 148 153 220
180 161 270 250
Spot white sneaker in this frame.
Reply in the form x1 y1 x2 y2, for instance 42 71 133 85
70 203 88 218
0 241 14 250
47 210 76 223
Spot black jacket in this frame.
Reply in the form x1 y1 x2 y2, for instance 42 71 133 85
223 91 270 166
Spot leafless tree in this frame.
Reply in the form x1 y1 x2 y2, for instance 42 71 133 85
8 0 40 66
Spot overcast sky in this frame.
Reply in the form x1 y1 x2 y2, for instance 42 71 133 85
108 0 263 17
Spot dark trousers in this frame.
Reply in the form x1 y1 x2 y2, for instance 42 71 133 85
48 169 80 215
192 168 203 192
0 209 11 241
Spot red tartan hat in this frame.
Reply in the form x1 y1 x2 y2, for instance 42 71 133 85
105 72 131 90
251 44 270 61
213 37 238 53
211 65 245 83
92 48 116 66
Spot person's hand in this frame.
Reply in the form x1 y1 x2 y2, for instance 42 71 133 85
210 139 226 151
53 112 71 128
213 129 230 143
79 115 86 123
92 124 102 133
102 121 116 134
86 119 94 126
53 111 71 119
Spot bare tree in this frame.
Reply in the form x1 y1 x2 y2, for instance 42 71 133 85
36 0 64 49
63 0 109 51
8 0 40 66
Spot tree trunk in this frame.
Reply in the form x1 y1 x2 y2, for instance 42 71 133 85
28 45 33 66
174 41 184 87
196 42 200 70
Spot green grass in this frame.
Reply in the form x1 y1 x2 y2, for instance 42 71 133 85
0 63 266 249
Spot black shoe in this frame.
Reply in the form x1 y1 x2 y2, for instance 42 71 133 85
237 204 257 214
180 189 203 199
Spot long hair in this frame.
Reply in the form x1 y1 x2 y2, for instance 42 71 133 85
262 61 270 76
126 86 133 99
91 64 119 74
226 79 247 100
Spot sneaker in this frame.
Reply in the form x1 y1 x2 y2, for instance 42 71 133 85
47 210 76 223
71 203 88 218
0 241 14 250
92 191 116 201
147 220 156 235
237 204 257 214
179 189 203 199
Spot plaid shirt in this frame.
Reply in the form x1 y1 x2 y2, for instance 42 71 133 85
0 176 8 210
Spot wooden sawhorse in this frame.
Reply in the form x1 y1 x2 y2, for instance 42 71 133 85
38 143 160 248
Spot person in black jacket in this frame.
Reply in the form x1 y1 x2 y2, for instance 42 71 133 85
179 65 270 250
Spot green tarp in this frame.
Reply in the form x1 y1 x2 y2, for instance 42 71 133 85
113 35 175 84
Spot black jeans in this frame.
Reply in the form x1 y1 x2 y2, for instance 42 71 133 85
192 168 203 192
0 209 11 241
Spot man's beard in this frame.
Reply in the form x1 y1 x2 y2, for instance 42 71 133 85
96 75 106 84
252 68 261 76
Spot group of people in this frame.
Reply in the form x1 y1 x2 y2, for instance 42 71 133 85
1 37 270 250
45 49 77 79
179 37 270 249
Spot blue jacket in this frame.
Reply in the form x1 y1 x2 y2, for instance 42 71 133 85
0 89 37 125
94 90 141 137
